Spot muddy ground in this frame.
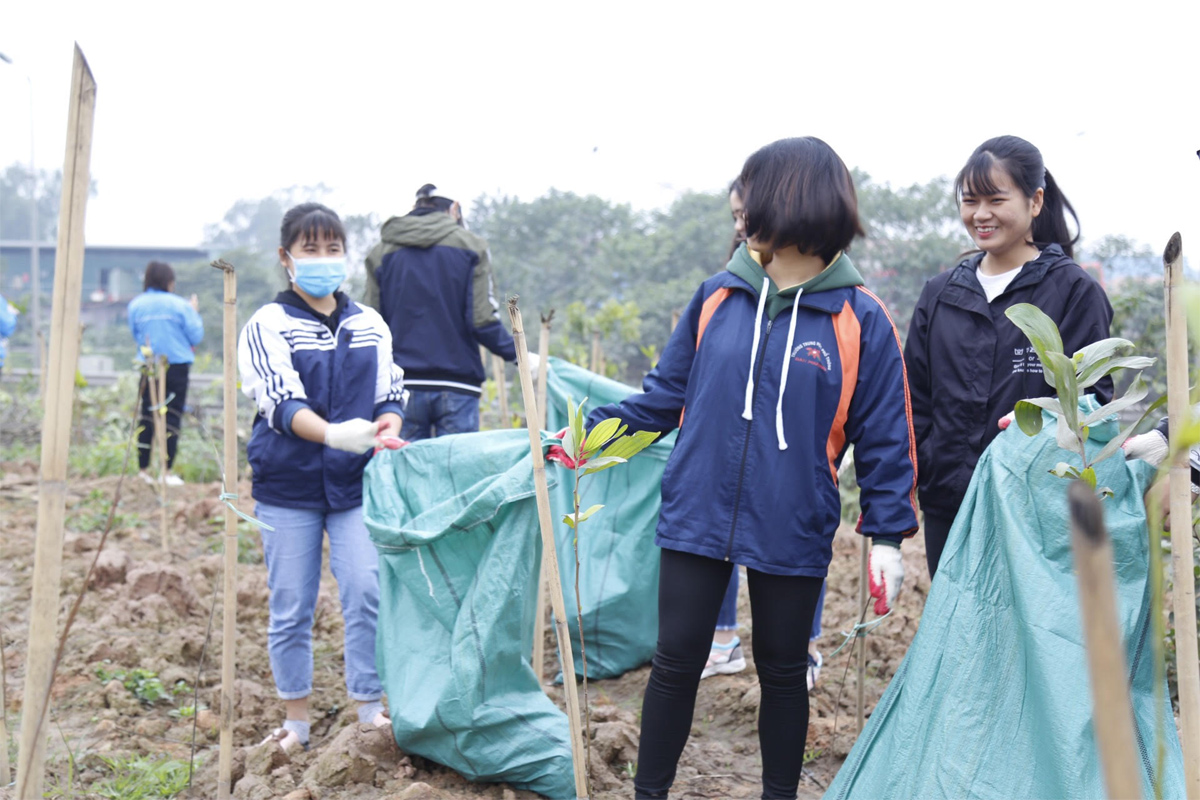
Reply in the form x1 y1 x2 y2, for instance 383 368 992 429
0 462 931 799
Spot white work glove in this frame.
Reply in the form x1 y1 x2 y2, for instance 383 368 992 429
525 351 541 382
1122 430 1169 467
868 543 904 615
324 418 381 454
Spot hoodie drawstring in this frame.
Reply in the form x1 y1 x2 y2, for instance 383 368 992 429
741 276 770 420
775 289 803 450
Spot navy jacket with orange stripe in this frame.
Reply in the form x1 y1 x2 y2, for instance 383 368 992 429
587 245 918 578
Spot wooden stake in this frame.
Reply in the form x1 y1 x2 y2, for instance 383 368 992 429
493 352 510 428
148 353 170 552
0 626 9 787
507 297 590 799
532 311 554 685
17 44 96 799
37 329 47 400
857 537 868 733
590 330 602 375
1164 231 1200 797
212 259 239 800
1067 480 1142 800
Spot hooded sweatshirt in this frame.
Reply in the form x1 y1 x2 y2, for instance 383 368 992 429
586 245 919 577
904 243 1114 517
364 210 516 395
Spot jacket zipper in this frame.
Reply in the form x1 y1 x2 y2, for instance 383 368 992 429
724 318 773 561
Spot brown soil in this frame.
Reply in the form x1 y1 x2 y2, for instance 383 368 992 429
0 463 929 799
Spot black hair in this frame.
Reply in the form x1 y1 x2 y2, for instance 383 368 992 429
279 202 346 251
727 177 747 262
414 183 455 213
143 261 175 292
739 137 864 264
954 135 1080 258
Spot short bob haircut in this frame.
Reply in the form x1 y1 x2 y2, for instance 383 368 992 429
143 261 175 292
739 137 864 264
280 202 347 251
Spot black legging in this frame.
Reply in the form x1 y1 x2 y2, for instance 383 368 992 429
138 363 190 470
922 511 955 580
635 548 823 800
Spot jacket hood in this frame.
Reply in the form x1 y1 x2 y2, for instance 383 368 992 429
379 212 463 249
727 244 864 319
955 242 1075 295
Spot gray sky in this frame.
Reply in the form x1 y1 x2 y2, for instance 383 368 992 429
2 0 1198 262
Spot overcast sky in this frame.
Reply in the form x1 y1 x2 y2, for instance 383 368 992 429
1 0 1197 262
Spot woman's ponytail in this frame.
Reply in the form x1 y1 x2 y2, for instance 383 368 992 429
1033 168 1080 259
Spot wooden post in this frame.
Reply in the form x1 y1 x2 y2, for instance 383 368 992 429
17 44 96 799
493 353 509 428
1067 480 1142 800
37 329 47 399
1164 231 1200 797
212 259 239 800
149 353 169 552
508 297 590 799
0 629 9 786
531 311 554 684
590 330 602 375
857 537 868 732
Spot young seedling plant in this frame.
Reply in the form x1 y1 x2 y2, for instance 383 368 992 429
1005 302 1166 496
553 396 656 779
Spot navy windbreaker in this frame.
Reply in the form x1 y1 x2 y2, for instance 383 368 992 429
904 244 1114 518
588 250 919 577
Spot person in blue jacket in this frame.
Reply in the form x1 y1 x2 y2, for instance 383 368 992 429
570 138 919 800
0 294 17 373
904 135 1113 579
237 202 407 753
127 261 204 485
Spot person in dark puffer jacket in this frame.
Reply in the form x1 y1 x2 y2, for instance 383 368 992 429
904 135 1113 579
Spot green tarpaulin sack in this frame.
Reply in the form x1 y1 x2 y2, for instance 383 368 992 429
364 358 671 796
365 430 574 798
825 407 1186 800
543 357 675 680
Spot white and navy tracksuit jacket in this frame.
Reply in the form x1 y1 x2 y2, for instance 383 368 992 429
238 291 406 510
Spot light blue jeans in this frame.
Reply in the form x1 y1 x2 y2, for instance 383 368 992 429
256 502 383 702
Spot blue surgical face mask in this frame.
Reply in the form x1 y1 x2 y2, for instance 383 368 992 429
288 253 346 298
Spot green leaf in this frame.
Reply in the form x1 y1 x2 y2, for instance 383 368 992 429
561 514 576 529
1098 486 1114 500
1014 400 1046 436
1043 352 1080 430
1078 355 1157 390
1081 467 1097 489
1005 303 1064 384
583 418 622 456
1049 462 1080 478
1072 337 1134 374
600 430 659 461
571 396 588 459
1080 373 1150 426
575 504 604 524
582 456 628 475
1091 393 1169 466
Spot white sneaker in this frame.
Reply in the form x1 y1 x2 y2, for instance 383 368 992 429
164 474 184 487
807 649 823 692
138 471 156 486
701 636 747 679
258 726 307 753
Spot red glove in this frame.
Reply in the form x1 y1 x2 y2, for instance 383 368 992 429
868 544 904 615
545 428 586 469
374 435 410 455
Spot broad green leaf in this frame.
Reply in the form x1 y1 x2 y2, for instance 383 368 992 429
1081 467 1097 489
575 504 604 524
1080 373 1150 426
1056 414 1084 457
572 400 588 459
1005 303 1064 381
1072 337 1134 373
1043 352 1080 431
601 430 659 460
1014 400 1046 436
561 514 576 529
558 424 576 461
582 456 628 475
1091 394 1169 466
583 418 622 456
1078 356 1157 390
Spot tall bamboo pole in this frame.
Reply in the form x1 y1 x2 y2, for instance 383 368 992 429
508 297 590 799
17 44 96 799
857 538 868 732
493 353 509 428
531 312 553 683
1067 481 1142 800
149 353 169 551
1164 231 1200 797
0 630 9 786
213 259 239 799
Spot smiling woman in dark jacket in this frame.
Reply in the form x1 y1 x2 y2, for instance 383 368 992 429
579 137 919 800
904 135 1113 579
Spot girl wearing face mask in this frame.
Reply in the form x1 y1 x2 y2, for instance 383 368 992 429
237 202 407 752
904 136 1113 579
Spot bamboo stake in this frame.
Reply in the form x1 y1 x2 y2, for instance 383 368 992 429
857 537 868 732
17 44 96 799
0 626 9 787
37 329 47 399
1067 480 1142 800
212 259 239 800
1163 231 1200 797
493 352 510 428
590 330 602 374
148 352 169 552
508 297 589 799
531 311 554 684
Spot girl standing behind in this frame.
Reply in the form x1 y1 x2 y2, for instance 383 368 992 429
904 135 1113 579
237 202 406 752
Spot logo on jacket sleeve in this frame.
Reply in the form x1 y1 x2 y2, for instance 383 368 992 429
792 341 831 371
